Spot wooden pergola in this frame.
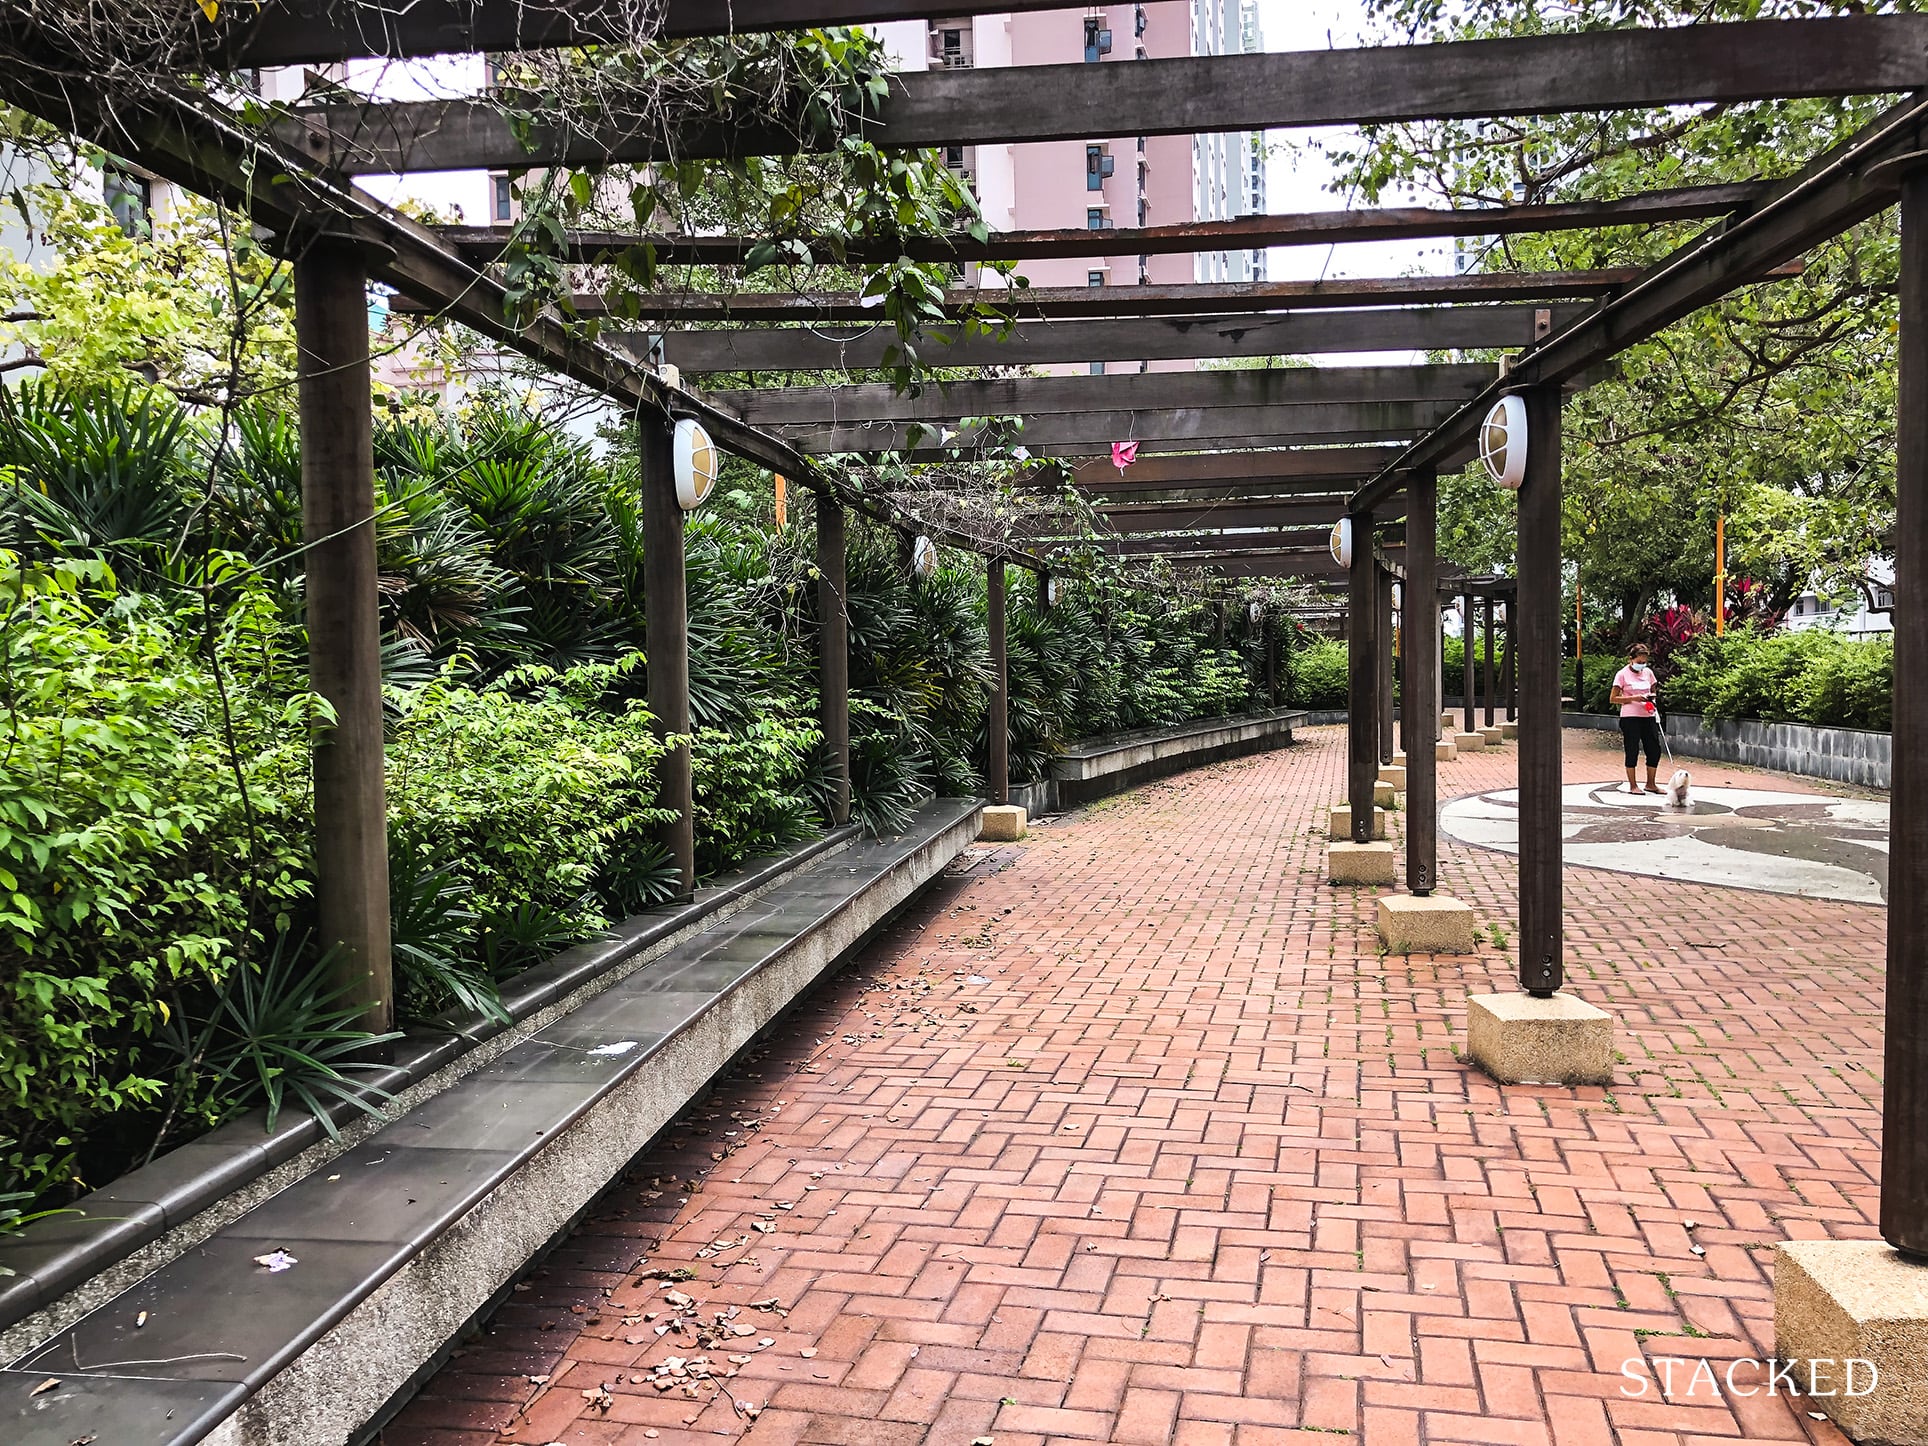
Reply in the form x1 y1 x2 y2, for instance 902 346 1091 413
8 5 1928 1264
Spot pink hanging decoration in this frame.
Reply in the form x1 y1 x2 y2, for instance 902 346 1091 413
1111 440 1139 472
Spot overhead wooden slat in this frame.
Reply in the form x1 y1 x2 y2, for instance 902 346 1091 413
392 270 1655 323
433 185 1762 262
285 17 1928 170
1088 500 1362 533
1060 527 1407 557
1352 92 1928 512
776 399 1462 456
1167 551 1376 580
712 365 1494 427
1052 448 1410 487
649 308 1580 372
215 0 1079 65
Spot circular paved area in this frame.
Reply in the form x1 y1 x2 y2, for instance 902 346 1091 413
1441 783 1889 905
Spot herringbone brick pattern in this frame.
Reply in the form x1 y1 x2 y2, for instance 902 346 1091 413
386 727 1881 1446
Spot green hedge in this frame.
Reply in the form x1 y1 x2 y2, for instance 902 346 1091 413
1567 629 1892 732
0 382 1305 1207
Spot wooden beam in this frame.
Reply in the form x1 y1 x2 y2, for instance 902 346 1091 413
1167 550 1363 580
218 0 1077 65
714 365 1494 427
406 269 1654 324
1348 526 1380 841
1059 527 1403 558
1085 500 1359 533
653 310 1580 373
1353 93 1928 514
434 186 1761 263
1517 385 1564 996
1404 469 1439 896
642 409 696 899
292 19 1928 169
776 400 1466 455
817 495 850 828
1056 447 1409 487
987 559 1009 805
1884 165 1928 1256
296 235 392 1032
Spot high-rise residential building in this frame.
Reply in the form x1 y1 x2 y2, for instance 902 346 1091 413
876 3 1267 374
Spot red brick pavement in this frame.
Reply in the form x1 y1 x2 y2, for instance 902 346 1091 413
384 726 1882 1446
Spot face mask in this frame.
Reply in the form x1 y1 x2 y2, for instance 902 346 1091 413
1630 662 1649 672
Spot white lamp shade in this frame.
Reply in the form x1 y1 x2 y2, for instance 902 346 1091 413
1479 394 1529 490
1045 576 1061 606
1329 516 1352 569
912 535 938 578
673 418 720 510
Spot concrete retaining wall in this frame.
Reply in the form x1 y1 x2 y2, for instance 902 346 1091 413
1006 708 1306 814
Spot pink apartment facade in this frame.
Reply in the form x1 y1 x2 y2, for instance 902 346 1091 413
876 3 1265 374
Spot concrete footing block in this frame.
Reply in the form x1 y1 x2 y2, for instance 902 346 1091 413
1328 805 1388 841
1480 726 1505 745
1391 750 1407 767
1501 722 1519 740
1378 765 1407 789
1439 712 1457 732
1453 731 1487 752
1329 841 1395 885
1465 992 1613 1085
1437 739 1458 762
979 805 1028 842
1377 894 1477 955
1775 1239 1928 1443
1374 781 1397 808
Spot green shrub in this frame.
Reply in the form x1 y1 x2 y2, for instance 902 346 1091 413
1665 627 1891 730
1290 638 1349 709
0 555 311 1196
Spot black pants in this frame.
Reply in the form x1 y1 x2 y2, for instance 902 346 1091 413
1620 715 1662 769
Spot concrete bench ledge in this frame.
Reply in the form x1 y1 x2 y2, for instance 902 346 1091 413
2 799 982 1446
1013 708 1307 813
0 823 865 1340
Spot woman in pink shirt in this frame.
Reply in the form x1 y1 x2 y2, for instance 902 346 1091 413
1610 644 1664 794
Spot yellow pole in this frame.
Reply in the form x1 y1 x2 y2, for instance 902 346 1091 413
1715 513 1726 635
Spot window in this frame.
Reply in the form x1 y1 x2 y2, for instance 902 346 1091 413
1085 144 1114 191
1135 4 1148 36
1087 269 1106 288
1138 197 1149 227
492 174 513 222
1089 361 1106 376
944 145 965 170
1083 17 1112 61
1087 208 1107 230
1878 588 1896 610
103 163 150 237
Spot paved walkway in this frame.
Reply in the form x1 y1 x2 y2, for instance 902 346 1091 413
386 726 1882 1446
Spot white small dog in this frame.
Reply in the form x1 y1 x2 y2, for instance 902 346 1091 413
1665 769 1692 808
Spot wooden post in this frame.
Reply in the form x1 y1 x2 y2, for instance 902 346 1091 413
1883 168 1928 1257
1406 469 1439 895
295 236 392 1031
1263 614 1277 704
1518 386 1564 996
987 558 1009 805
1504 601 1518 722
817 494 850 827
1461 590 1476 734
1347 517 1378 842
642 408 696 899
1377 564 1396 763
1482 592 1496 728
1036 568 1051 613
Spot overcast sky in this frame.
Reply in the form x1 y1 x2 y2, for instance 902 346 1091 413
1251 0 1451 285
